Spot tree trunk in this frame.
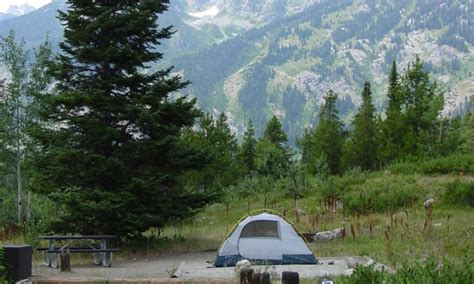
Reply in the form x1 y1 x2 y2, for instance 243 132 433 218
16 107 22 224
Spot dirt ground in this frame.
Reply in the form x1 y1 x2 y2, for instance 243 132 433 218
32 251 391 282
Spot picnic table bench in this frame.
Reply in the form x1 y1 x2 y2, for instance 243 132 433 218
37 235 119 268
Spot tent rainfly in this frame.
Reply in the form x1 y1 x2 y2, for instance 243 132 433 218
214 212 317 267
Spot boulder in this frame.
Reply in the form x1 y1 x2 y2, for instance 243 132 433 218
315 231 334 242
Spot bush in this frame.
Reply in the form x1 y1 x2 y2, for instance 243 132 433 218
0 188 16 228
389 154 474 175
318 170 367 200
337 256 474 283
343 177 420 215
444 180 474 207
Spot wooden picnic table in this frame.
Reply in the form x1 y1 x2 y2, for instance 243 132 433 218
37 235 119 268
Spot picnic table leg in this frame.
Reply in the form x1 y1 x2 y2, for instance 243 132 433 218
48 239 59 268
100 239 106 266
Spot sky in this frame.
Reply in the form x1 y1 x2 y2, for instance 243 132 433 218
0 0 51 13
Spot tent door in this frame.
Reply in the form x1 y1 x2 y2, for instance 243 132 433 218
238 238 283 261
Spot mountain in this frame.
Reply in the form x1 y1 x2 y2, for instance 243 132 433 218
0 0 66 52
167 0 474 141
0 12 15 21
0 0 473 142
6 3 36 16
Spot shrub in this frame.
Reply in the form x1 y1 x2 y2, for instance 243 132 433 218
444 180 474 207
389 154 474 175
337 256 474 283
343 178 420 215
0 188 16 228
318 171 367 201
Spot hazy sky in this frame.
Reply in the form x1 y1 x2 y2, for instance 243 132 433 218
0 0 52 13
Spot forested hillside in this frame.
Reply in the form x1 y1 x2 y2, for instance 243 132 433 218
166 0 474 141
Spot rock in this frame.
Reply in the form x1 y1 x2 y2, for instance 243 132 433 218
374 263 396 274
344 268 355 276
328 260 334 265
296 208 307 216
366 258 376 266
423 198 435 209
345 258 356 269
235 259 251 274
333 227 345 239
315 227 345 242
315 231 334 242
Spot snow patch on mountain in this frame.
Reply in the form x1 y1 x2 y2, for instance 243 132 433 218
7 4 35 16
188 6 219 18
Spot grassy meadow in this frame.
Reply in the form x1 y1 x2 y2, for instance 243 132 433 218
154 169 473 268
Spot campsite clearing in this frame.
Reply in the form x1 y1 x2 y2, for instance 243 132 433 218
32 251 389 282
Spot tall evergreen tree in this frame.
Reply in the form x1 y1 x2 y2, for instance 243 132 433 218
30 1 212 236
379 61 403 164
197 112 239 187
400 56 444 157
240 120 257 175
301 90 344 175
263 115 287 148
257 115 290 178
344 82 378 171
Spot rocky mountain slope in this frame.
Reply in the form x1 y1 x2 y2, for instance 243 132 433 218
0 0 472 142
168 0 474 140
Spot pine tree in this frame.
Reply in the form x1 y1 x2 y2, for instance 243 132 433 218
263 115 288 148
302 90 345 175
345 82 378 171
379 61 403 164
198 112 239 187
258 115 290 178
240 120 257 175
400 56 444 157
30 1 212 236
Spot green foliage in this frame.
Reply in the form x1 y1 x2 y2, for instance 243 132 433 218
188 112 240 190
343 176 420 215
318 170 367 201
459 112 474 154
240 120 257 175
378 58 462 166
338 256 474 283
0 30 29 224
255 138 289 179
400 56 445 157
29 1 214 237
379 61 403 164
0 187 16 227
444 180 474 207
344 82 378 171
300 90 345 175
263 115 288 148
388 154 474 175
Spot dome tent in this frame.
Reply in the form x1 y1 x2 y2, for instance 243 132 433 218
214 211 317 267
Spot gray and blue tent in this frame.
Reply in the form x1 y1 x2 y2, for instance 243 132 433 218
214 212 317 267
